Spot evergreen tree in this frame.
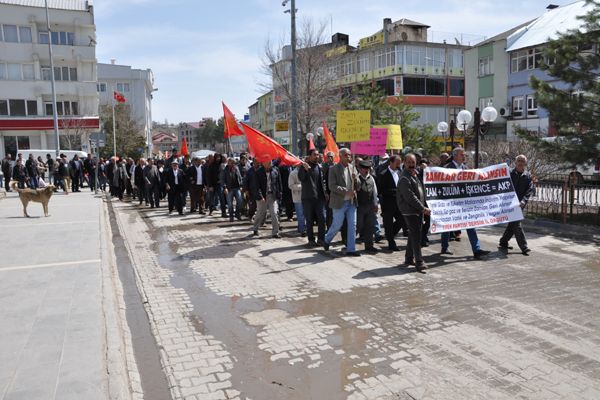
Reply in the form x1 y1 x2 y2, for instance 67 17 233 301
519 0 600 165
340 81 442 157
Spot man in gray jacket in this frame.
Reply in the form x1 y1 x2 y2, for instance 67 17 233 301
143 158 161 208
323 148 360 256
397 154 430 272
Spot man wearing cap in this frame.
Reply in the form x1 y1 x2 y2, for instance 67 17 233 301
356 159 379 253
166 160 186 215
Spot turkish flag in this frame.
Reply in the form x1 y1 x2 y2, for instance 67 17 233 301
180 137 189 156
323 121 340 163
222 102 245 138
113 91 126 103
241 123 301 166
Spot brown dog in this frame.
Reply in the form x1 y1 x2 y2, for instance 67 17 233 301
10 181 56 217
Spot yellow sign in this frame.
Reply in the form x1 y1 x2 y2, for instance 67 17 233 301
434 137 464 152
275 120 289 132
359 31 384 49
336 110 371 142
326 46 348 58
374 124 403 150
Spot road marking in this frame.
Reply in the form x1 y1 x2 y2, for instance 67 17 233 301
0 259 101 272
0 220 97 228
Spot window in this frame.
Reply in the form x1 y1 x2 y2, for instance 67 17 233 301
97 83 107 92
527 95 538 116
41 67 51 81
3 25 18 42
0 100 7 115
17 136 30 150
18 26 32 43
71 102 78 115
45 101 79 116
117 83 124 92
26 100 37 116
449 49 463 69
479 97 493 110
358 54 370 73
339 58 354 76
39 31 49 44
511 47 543 72
46 30 74 45
22 64 34 80
403 77 426 95
48 66 77 81
426 78 445 96
426 47 445 69
9 100 26 116
479 56 493 76
7 64 21 80
376 79 395 96
123 83 130 92
405 46 426 67
449 79 465 96
0 64 5 80
512 96 524 118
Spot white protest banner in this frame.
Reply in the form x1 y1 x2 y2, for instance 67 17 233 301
424 163 524 234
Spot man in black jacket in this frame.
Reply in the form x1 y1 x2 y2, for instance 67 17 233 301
222 158 243 221
1 154 12 191
298 149 327 246
250 160 282 238
499 155 534 255
143 159 161 208
83 154 96 192
165 160 186 215
188 157 206 214
70 155 83 192
377 155 406 251
12 158 28 189
25 154 39 188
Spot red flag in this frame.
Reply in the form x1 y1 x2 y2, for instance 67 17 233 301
323 121 340 163
113 91 126 103
222 102 245 138
308 136 316 151
241 123 301 166
180 137 189 157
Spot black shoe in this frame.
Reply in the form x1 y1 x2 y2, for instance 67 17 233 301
229 217 234 222
403 259 415 266
388 244 400 251
301 231 307 237
323 241 330 251
199 209 206 215
316 240 324 246
346 251 361 257
498 243 513 250
252 230 258 236
415 262 428 272
522 248 531 256
441 249 453 255
473 249 491 259
374 235 384 243
421 242 430 247
307 241 318 248
272 233 281 239
364 247 378 254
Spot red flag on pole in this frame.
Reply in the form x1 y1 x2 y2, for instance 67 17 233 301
323 121 340 163
180 137 189 157
113 91 126 103
222 102 245 138
241 123 301 166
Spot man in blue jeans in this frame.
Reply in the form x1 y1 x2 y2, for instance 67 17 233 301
440 147 491 259
323 148 360 257
222 158 243 222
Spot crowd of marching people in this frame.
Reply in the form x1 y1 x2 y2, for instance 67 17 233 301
1 146 534 272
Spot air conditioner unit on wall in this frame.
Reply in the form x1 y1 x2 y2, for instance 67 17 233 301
499 106 511 118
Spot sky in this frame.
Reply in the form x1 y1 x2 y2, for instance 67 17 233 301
94 0 573 124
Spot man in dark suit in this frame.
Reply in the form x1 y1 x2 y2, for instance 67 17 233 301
69 155 83 192
187 157 206 214
377 155 406 251
143 158 161 208
441 147 490 259
25 154 39 188
1 153 12 191
83 154 96 192
299 149 327 246
250 160 282 238
166 160 186 215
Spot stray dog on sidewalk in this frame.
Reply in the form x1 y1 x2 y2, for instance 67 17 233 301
10 181 56 217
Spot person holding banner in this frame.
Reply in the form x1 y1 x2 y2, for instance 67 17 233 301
499 155 534 255
323 148 360 257
440 147 491 259
397 154 430 271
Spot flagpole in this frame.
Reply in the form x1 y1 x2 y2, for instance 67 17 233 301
112 84 116 156
228 136 233 156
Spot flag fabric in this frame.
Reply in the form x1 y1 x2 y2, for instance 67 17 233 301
308 136 316 151
180 137 189 157
222 102 245 138
113 91 126 103
323 121 340 163
241 123 301 166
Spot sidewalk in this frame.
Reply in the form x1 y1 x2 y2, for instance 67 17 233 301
0 189 125 400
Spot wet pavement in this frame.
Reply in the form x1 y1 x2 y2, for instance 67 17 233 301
111 199 600 400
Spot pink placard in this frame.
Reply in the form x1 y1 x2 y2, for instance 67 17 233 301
350 128 388 156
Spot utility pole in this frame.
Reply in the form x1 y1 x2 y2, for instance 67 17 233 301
290 0 299 156
474 107 481 169
44 0 60 157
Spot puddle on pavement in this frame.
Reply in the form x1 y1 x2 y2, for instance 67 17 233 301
106 201 173 400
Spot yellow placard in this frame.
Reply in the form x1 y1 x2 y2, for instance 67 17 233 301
374 124 403 150
359 31 384 49
433 136 464 152
336 110 371 142
275 120 289 132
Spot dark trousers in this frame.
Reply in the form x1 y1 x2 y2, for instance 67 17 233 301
357 206 376 248
283 193 294 219
403 214 424 264
72 174 80 192
146 185 160 208
4 176 10 191
500 221 528 250
381 199 406 246
88 174 96 191
189 185 205 212
248 198 257 221
422 213 431 245
168 188 185 214
302 198 326 243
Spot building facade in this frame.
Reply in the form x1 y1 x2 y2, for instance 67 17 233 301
97 61 155 155
152 131 177 156
0 0 99 158
178 121 200 153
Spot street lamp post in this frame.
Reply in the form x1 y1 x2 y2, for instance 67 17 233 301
456 105 497 168
437 121 448 151
282 0 299 156
44 0 60 157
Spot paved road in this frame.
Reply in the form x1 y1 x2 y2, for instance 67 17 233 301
0 190 110 400
111 200 600 400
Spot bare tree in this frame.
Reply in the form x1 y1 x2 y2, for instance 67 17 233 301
262 18 341 142
59 118 86 150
